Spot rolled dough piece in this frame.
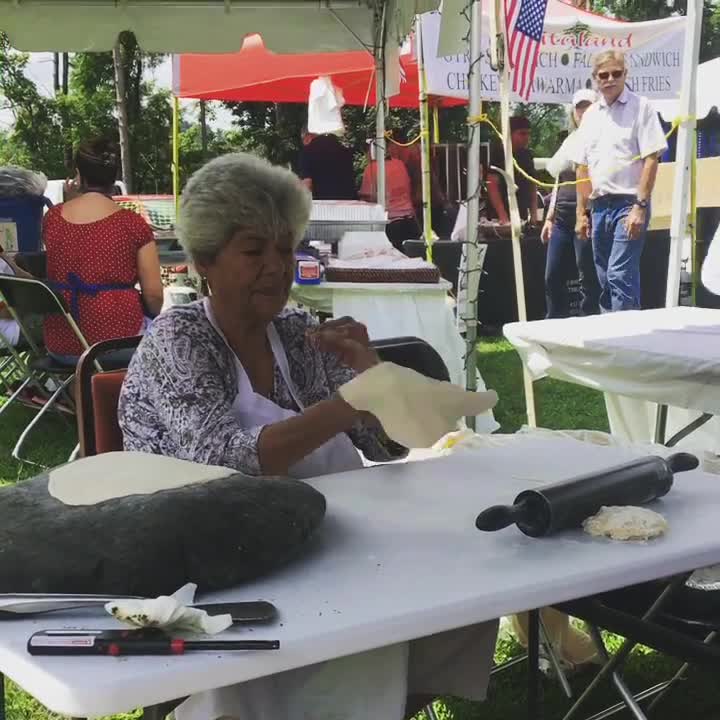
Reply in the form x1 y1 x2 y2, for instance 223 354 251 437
49 451 234 506
339 362 498 448
583 506 668 541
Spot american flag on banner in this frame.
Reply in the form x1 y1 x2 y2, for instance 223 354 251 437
505 0 550 101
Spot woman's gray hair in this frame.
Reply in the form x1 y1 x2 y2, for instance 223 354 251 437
176 152 312 263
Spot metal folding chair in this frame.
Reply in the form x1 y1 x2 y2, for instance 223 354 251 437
75 335 141 457
13 250 47 279
0 275 92 467
0 330 33 415
543 574 720 720
371 336 451 383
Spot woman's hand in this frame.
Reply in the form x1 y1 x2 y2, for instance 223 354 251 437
308 317 380 373
540 219 553 245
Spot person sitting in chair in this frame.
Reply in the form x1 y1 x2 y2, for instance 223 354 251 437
118 151 498 720
43 137 163 365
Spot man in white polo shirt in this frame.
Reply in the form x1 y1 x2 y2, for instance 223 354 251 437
573 50 667 312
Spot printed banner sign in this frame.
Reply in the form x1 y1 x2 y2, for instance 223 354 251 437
420 10 686 104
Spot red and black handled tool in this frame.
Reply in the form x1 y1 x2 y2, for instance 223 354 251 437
28 629 280 656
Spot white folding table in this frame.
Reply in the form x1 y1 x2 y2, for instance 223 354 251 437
504 307 720 451
1 437 720 718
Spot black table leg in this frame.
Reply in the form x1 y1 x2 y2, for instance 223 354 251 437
0 671 5 720
143 706 165 720
143 699 183 720
528 609 541 720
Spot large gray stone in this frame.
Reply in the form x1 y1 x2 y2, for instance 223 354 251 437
0 472 326 596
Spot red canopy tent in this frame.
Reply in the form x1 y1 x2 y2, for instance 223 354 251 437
172 33 464 108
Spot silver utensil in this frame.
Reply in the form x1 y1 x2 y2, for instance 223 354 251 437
0 594 277 623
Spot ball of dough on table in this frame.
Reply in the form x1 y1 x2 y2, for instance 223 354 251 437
583 505 668 541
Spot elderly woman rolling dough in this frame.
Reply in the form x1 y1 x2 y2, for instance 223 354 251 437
118 153 497 720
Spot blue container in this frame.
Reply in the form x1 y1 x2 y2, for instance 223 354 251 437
0 195 52 253
295 253 323 285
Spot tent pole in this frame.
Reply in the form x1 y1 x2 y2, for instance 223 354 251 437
665 0 702 307
463 0 483 427
172 95 180 212
416 17 434 261
690 128 698 305
375 44 387 209
497 0 537 427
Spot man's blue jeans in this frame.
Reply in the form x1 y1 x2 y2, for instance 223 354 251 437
545 215 600 318
591 195 649 312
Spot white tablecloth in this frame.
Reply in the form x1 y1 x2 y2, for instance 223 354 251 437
3 437 720 717
504 307 720 451
291 280 499 434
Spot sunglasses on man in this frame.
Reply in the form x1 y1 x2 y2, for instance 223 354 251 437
596 69 624 80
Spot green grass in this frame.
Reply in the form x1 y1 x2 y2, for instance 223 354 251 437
0 404 77 486
477 336 610 434
0 341 712 720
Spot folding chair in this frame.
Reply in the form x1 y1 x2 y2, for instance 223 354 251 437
14 251 47 279
75 335 141 457
0 276 101 466
0 262 46 419
0 334 44 423
75 335 201 720
538 574 720 720
371 336 451 383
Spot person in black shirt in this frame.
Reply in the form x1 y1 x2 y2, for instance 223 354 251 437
541 89 600 318
298 127 357 201
485 116 537 224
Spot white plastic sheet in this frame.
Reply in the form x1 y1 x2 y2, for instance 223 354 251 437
504 307 720 453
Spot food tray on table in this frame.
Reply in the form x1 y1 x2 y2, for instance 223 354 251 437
324 266 441 284
305 201 387 245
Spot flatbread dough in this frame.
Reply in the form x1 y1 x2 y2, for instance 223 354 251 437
583 506 668 541
339 362 498 449
49 452 235 506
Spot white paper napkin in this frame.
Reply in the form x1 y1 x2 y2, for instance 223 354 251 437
105 583 232 635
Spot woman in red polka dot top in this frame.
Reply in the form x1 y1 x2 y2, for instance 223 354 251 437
43 138 164 364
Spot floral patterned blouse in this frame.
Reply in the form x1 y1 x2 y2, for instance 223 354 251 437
118 302 406 475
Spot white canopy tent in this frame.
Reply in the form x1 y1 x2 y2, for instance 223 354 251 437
0 0 440 208
0 0 431 53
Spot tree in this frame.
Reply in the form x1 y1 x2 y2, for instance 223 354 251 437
0 34 67 177
179 121 246 186
113 40 133 192
65 40 173 193
224 101 307 168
